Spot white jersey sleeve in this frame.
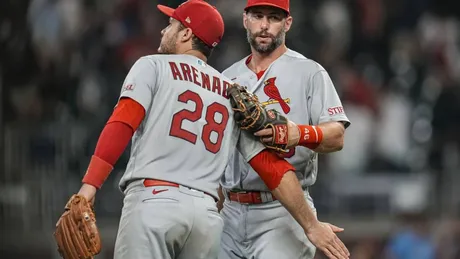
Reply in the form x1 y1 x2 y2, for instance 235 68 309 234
119 57 158 110
236 129 266 162
307 70 350 127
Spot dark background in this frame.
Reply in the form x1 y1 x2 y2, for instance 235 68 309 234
1 0 460 258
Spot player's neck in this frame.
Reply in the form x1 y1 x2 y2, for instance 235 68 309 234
181 49 208 63
249 45 287 73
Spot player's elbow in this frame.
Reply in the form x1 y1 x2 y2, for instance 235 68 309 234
330 122 345 151
335 136 344 151
331 129 345 151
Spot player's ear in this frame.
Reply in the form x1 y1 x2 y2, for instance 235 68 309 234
243 12 248 30
179 27 194 43
284 15 293 32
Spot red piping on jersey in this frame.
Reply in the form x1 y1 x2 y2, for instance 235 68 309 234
246 55 266 80
248 150 295 190
82 98 145 188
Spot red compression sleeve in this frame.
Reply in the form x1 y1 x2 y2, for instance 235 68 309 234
297 125 323 149
248 150 295 190
82 98 145 188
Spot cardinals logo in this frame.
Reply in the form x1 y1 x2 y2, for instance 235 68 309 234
262 77 291 114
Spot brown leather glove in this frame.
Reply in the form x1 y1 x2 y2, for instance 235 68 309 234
54 194 101 259
227 83 293 152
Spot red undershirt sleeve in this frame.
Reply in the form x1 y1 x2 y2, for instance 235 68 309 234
248 149 295 190
82 97 145 189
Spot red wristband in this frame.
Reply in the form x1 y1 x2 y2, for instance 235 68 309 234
82 155 114 189
298 125 323 149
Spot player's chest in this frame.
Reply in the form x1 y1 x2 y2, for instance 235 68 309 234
236 73 306 118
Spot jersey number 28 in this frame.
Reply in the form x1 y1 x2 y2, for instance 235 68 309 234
169 90 229 154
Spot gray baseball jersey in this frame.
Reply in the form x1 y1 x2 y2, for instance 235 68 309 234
221 49 350 191
117 54 265 198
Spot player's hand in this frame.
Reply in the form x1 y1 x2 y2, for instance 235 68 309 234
254 120 300 148
305 221 350 259
78 183 97 204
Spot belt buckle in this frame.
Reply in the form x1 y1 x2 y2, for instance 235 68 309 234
235 192 251 205
251 192 262 204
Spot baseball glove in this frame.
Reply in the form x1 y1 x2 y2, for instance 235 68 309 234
227 83 298 153
54 194 101 259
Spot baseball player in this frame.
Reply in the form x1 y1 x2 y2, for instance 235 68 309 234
54 1 349 259
218 0 351 259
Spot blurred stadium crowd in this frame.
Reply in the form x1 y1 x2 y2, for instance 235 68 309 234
1 0 460 258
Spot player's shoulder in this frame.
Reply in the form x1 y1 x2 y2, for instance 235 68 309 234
141 54 220 71
222 55 251 77
129 55 162 70
136 54 176 64
135 54 190 63
282 49 327 75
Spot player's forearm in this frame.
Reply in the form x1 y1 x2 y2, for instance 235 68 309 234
271 171 318 231
248 150 318 230
81 98 145 189
312 121 345 153
81 122 133 189
297 121 344 153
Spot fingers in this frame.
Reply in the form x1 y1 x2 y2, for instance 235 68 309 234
254 128 272 137
322 248 338 259
309 222 349 259
335 236 350 256
261 137 273 143
328 223 344 233
327 243 348 259
327 223 348 256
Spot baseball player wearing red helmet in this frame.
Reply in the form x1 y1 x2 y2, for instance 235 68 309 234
218 0 351 259
53 1 350 259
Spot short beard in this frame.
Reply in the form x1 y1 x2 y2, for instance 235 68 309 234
247 27 285 54
159 32 178 54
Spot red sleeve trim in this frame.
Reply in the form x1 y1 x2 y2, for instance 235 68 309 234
108 97 145 131
248 150 295 190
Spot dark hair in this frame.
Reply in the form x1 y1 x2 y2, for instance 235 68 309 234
178 23 213 58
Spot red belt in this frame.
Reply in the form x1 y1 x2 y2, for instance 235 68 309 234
143 179 180 188
143 179 216 201
227 190 277 204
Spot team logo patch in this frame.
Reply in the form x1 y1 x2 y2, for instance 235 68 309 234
197 59 206 67
122 83 135 92
261 77 291 114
